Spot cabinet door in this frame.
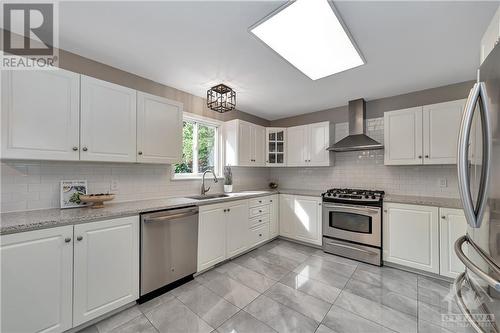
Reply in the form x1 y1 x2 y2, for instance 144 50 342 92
279 194 296 238
384 107 423 165
308 122 330 166
80 76 137 162
269 195 279 238
238 121 252 166
439 208 467 278
423 100 465 164
137 92 183 164
480 6 500 64
226 201 249 258
266 128 286 167
1 69 80 160
1 226 73 333
73 216 139 326
287 125 307 166
252 125 266 166
383 203 439 273
198 206 226 271
293 196 322 245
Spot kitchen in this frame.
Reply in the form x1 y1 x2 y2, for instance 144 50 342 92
1 1 499 333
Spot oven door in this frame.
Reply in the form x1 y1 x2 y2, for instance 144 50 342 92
322 203 381 247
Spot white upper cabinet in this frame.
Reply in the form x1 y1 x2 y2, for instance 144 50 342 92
80 76 137 162
73 216 139 326
1 226 74 333
423 100 466 164
286 122 332 167
137 92 183 164
439 208 467 279
480 5 500 64
286 125 308 167
1 69 80 161
383 203 439 274
266 128 286 167
224 119 265 167
384 107 423 165
384 100 465 165
308 122 331 166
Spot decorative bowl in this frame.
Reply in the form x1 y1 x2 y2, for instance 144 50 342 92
79 193 115 209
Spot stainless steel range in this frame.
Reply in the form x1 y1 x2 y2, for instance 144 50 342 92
321 188 384 266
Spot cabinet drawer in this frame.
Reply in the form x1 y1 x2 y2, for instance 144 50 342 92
249 205 270 218
249 214 269 228
249 196 273 208
249 224 269 247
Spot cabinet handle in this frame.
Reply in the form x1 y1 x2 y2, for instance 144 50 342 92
77 236 83 241
65 237 71 243
82 147 88 152
138 151 143 155
442 215 446 219
72 147 78 151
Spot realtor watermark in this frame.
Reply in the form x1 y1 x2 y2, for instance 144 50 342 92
442 313 497 329
1 1 59 69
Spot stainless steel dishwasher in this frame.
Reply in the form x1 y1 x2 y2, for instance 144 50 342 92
140 206 198 298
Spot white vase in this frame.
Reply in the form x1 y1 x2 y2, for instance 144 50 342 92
224 185 233 193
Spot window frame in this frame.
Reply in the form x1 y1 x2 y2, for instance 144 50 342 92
171 113 223 180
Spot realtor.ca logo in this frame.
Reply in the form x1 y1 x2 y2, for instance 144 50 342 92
1 2 59 69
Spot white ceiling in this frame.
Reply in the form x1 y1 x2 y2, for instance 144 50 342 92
58 1 497 120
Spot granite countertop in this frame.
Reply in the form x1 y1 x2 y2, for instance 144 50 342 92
0 190 277 235
384 194 462 209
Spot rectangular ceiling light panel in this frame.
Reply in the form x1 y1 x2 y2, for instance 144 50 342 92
251 0 364 80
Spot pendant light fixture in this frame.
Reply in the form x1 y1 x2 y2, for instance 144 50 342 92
207 84 236 113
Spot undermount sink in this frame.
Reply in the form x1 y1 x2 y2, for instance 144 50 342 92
186 194 229 200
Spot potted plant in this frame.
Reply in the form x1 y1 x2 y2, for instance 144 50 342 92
223 166 233 193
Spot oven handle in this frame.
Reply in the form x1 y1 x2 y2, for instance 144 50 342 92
323 239 378 256
322 203 381 215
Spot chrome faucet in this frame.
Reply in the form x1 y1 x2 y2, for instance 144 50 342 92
201 169 218 195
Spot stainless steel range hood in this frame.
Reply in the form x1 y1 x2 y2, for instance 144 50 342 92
327 98 383 152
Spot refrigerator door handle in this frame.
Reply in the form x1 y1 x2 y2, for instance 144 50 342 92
457 82 491 228
454 272 500 333
455 235 500 291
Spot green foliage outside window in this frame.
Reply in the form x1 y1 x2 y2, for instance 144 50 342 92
175 120 217 175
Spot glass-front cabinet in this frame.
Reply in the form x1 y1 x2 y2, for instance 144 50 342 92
266 128 286 167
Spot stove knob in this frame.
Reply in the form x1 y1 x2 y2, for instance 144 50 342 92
327 193 332 197
371 195 376 199
364 195 369 199
332 194 337 197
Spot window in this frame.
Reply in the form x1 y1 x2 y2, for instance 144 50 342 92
173 115 220 179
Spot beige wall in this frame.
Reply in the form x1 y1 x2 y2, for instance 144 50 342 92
270 80 474 127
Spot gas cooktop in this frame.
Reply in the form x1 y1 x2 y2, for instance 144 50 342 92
322 188 385 204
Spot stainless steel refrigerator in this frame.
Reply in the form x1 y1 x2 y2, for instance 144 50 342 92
455 43 500 333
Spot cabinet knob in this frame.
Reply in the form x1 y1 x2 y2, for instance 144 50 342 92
138 151 143 155
259 210 262 213
259 219 262 222
418 155 422 159
318 203 321 206
259 233 262 237
77 236 83 241
65 237 71 243
259 200 262 203
384 209 388 213
72 146 78 151
425 155 429 158
223 209 227 212
441 215 446 219
270 200 273 202
227 208 230 212
82 147 88 152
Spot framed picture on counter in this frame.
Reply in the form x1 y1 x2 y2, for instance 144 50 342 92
60 180 88 209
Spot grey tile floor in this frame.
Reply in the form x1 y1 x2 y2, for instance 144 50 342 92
79 239 474 333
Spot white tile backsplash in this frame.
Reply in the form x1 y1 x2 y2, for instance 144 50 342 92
271 117 459 198
0 161 270 213
0 117 459 213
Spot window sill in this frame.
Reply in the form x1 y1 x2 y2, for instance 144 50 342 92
171 174 220 181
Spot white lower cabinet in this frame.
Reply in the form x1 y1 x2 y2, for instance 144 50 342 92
0 216 140 332
439 208 467 278
1 226 74 333
383 203 440 273
198 200 252 272
269 195 279 238
279 194 322 246
73 216 139 326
